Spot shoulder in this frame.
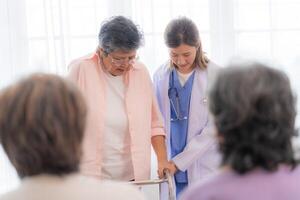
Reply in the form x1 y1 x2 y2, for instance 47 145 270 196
274 165 300 182
207 60 221 76
153 61 171 82
68 53 98 73
133 60 149 74
0 191 16 200
0 175 145 200
207 60 221 69
130 61 152 83
67 53 99 83
205 61 222 90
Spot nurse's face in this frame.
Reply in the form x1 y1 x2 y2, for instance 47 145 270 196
101 49 137 76
169 44 197 74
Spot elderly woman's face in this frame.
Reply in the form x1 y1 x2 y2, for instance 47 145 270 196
102 49 137 76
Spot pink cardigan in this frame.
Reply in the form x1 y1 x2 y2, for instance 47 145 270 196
68 53 165 180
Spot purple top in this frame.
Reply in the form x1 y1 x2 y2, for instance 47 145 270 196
180 165 300 200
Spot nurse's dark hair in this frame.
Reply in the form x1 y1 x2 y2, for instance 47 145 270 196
164 16 209 69
209 61 298 174
0 74 87 178
98 16 143 55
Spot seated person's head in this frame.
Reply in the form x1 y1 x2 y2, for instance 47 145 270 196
0 74 87 178
209 61 298 174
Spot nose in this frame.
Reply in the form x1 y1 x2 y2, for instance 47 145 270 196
118 61 132 70
176 56 186 65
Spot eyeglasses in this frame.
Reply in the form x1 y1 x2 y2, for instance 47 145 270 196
108 54 138 67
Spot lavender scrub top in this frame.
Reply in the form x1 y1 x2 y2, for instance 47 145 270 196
180 165 300 200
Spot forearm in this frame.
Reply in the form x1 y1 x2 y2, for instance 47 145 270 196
151 135 167 162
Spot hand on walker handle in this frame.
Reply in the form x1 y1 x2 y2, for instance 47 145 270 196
157 159 171 178
157 160 178 178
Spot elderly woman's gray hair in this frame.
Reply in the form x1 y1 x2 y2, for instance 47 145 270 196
209 61 298 174
98 16 143 54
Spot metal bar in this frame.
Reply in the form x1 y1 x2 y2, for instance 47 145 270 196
131 178 167 186
165 170 175 200
131 170 175 200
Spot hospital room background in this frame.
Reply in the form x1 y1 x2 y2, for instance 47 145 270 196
1 0 300 198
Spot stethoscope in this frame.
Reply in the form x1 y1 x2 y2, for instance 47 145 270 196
168 70 188 121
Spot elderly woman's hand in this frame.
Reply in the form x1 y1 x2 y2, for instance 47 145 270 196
157 159 171 178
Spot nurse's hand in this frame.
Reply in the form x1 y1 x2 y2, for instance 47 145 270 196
168 160 178 175
157 159 173 179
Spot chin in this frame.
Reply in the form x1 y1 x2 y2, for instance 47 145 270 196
114 70 125 76
178 66 192 72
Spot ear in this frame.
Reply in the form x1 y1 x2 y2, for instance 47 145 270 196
97 47 106 57
217 133 225 145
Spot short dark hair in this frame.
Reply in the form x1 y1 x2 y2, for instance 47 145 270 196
209 61 298 174
164 17 208 69
98 16 143 54
0 74 87 178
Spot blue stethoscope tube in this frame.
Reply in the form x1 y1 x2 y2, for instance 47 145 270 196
168 71 188 121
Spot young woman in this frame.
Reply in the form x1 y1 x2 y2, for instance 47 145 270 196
153 17 220 197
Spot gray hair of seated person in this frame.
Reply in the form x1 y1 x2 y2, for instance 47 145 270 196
0 74 87 178
209 61 298 174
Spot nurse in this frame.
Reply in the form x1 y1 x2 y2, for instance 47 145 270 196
153 17 221 197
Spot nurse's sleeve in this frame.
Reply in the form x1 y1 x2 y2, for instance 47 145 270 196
173 62 221 171
172 112 218 171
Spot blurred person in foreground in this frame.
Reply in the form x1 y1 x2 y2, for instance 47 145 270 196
181 61 300 200
0 74 145 200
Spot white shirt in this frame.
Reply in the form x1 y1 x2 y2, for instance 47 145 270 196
101 72 134 181
177 70 195 86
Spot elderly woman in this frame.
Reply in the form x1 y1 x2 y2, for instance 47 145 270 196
68 16 170 181
0 74 145 200
181 62 300 200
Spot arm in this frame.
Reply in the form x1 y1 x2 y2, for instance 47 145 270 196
150 96 172 178
151 135 170 178
172 118 218 171
67 61 88 94
150 77 173 178
172 63 221 172
67 61 82 86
